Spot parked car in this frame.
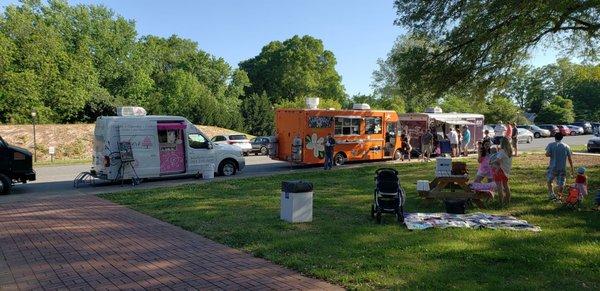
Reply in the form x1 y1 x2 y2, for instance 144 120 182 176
571 121 593 134
587 133 600 153
516 128 534 144
0 135 36 194
591 122 600 135
537 124 559 136
212 134 252 156
566 125 584 135
517 125 551 138
557 125 572 136
250 136 271 155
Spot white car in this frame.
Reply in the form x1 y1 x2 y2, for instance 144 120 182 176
483 125 496 138
516 128 534 143
212 134 253 156
566 125 584 135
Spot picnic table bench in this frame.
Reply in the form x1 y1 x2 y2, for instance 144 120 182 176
417 175 491 208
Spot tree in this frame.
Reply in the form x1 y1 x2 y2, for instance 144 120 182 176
393 1 600 96
242 92 274 136
373 35 438 112
535 96 576 124
275 97 342 110
439 95 486 114
350 93 405 113
240 35 346 104
483 95 523 124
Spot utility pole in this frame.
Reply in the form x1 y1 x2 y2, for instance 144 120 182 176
31 109 37 163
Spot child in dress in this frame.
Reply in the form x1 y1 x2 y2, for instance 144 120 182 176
475 139 493 183
574 167 588 198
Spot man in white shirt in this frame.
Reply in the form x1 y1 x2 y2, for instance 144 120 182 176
448 127 459 157
494 121 506 144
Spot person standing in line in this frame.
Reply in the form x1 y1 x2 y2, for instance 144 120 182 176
494 121 506 145
510 122 519 156
324 133 336 170
545 133 574 202
456 126 462 156
462 125 471 156
448 127 459 157
421 129 434 162
504 122 513 140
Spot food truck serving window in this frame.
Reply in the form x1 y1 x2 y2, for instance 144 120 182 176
365 117 382 134
335 117 360 135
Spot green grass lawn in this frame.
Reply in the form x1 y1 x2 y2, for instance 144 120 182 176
101 154 600 289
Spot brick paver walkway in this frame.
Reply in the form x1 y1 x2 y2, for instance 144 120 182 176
0 196 341 290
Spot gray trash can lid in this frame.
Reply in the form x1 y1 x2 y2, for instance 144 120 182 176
281 180 313 193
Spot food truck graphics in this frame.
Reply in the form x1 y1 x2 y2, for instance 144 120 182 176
91 110 245 180
272 108 403 165
399 112 484 153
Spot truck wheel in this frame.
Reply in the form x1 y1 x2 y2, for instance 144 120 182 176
0 174 11 195
260 146 268 155
393 149 402 161
218 160 237 176
334 152 345 166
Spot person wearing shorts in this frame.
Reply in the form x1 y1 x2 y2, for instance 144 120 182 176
545 133 574 201
421 130 434 162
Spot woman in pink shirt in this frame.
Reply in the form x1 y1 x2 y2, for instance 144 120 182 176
504 123 513 139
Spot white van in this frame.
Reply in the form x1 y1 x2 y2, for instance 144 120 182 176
91 108 245 181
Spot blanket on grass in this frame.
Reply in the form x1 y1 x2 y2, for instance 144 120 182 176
404 212 541 232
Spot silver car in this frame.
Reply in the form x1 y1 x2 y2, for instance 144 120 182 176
517 128 534 143
517 125 551 138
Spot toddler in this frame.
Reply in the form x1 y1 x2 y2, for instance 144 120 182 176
574 167 588 198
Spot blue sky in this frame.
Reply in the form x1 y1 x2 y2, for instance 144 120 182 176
2 0 560 95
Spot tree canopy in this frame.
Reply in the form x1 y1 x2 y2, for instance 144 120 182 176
239 35 346 105
393 0 600 97
0 0 247 130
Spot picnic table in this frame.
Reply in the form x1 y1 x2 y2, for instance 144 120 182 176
417 175 491 208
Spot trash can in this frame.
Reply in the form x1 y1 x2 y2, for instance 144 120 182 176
280 181 313 223
202 164 215 180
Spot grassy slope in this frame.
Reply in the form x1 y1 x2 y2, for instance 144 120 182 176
101 154 600 290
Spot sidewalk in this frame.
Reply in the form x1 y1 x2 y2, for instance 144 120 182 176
0 196 341 290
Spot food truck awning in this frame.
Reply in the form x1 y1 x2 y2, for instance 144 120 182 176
432 117 475 125
157 122 187 130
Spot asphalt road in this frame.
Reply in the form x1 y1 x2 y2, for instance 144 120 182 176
3 134 594 203
516 134 591 152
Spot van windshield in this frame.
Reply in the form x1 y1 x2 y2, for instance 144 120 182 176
229 135 247 140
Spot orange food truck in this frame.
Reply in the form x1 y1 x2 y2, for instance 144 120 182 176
271 104 403 166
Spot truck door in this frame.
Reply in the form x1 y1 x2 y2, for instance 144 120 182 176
186 132 217 173
384 121 397 157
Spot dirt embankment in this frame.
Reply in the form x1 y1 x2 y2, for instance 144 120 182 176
0 124 247 162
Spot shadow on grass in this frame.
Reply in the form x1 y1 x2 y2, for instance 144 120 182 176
101 156 600 289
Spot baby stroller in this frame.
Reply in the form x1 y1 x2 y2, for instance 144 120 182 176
371 168 406 224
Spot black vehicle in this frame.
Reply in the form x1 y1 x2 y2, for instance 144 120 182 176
537 124 559 136
0 135 36 194
571 121 593 134
250 136 271 155
592 122 600 134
